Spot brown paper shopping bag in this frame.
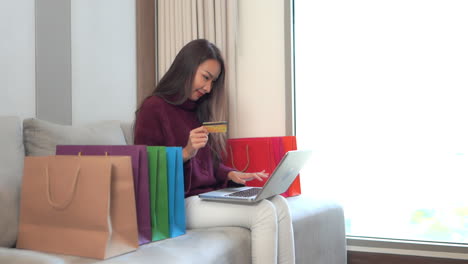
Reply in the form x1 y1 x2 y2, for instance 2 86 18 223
17 155 139 259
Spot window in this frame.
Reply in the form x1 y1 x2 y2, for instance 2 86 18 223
294 0 468 244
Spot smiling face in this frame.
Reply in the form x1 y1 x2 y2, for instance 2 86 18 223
189 59 221 101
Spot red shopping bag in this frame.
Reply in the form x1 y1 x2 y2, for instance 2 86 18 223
281 136 302 196
224 136 301 197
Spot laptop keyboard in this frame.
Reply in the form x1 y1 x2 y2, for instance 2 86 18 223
227 187 262 197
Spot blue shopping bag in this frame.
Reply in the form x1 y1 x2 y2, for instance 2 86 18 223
165 147 186 238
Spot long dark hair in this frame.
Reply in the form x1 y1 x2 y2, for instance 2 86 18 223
138 39 228 158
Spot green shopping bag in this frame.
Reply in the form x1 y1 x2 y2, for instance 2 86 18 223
147 146 170 241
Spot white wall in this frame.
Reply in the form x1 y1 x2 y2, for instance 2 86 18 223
0 1 36 119
0 0 284 131
0 1 136 124
236 0 286 138
71 0 136 125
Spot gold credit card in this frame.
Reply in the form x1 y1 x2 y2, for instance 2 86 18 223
203 121 228 133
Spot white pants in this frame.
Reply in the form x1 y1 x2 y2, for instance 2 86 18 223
185 195 295 264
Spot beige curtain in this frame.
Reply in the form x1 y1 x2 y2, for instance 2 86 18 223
155 0 238 136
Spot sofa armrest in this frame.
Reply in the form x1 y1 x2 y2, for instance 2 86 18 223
288 195 347 264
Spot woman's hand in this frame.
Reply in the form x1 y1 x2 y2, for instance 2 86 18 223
183 126 209 162
227 170 269 185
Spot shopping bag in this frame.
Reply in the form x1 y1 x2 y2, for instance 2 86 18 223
146 146 170 241
165 147 186 238
225 137 277 178
224 136 302 197
281 136 302 196
16 155 138 259
56 145 152 245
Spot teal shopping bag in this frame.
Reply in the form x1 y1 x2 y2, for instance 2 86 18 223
147 146 170 241
165 147 186 238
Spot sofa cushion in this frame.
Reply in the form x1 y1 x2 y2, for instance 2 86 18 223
0 227 251 264
23 118 127 156
0 116 25 247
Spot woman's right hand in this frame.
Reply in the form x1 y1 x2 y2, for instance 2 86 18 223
183 126 209 162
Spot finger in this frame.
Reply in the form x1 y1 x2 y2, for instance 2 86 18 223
253 173 264 181
191 132 209 140
193 129 208 135
193 136 208 143
193 126 209 134
230 173 246 185
191 129 208 136
235 177 246 185
239 173 257 182
190 132 208 138
192 138 208 145
249 171 268 179
191 135 208 141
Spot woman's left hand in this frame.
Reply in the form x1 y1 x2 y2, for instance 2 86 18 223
227 170 269 185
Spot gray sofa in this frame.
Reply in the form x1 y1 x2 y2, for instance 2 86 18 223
0 116 347 264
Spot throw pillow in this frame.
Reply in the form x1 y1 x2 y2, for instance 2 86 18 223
23 118 127 156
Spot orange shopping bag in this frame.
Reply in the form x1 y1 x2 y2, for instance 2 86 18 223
17 155 139 259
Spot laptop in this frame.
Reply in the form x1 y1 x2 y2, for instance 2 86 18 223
198 150 313 203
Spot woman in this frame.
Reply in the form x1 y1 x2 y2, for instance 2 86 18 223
134 39 295 264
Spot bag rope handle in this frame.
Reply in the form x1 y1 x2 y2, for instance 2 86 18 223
45 165 80 210
229 145 250 172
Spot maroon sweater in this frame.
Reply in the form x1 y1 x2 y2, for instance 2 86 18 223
134 95 234 197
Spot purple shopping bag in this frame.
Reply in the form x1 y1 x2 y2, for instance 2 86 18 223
56 145 152 245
